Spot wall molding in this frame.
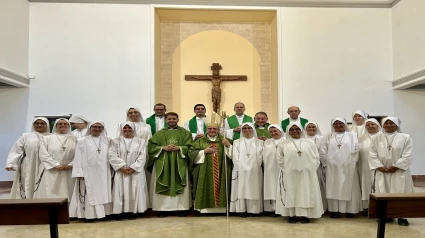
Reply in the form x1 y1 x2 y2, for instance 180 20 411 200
0 66 29 88
393 68 425 89
29 0 397 8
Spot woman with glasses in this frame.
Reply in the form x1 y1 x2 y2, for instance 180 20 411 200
109 122 148 220
5 117 50 199
275 123 323 224
69 121 113 222
320 118 362 219
34 118 77 200
229 122 264 217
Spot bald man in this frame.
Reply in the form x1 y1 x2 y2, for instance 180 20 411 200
280 106 308 132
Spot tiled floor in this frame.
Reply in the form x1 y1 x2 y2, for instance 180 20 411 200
0 188 424 238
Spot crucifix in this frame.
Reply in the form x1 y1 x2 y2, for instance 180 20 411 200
185 63 247 113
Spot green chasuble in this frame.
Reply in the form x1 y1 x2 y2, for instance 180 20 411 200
146 114 168 135
255 123 271 138
147 127 192 197
188 116 206 134
280 117 309 132
188 135 232 210
227 114 253 140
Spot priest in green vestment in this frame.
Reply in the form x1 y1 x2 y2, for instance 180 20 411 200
280 106 308 132
145 103 168 135
189 122 232 213
224 102 253 140
147 112 193 214
254 112 271 141
183 104 207 141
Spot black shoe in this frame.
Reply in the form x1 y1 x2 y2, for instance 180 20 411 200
157 212 167 218
398 218 409 226
386 218 394 223
271 214 280 218
177 211 187 217
83 219 94 223
345 213 355 218
300 217 310 224
330 212 340 218
239 213 247 218
362 210 368 217
115 214 125 221
287 217 297 224
127 213 136 220
248 213 258 217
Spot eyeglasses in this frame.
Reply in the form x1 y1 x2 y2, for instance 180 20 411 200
33 123 47 126
91 126 104 130
289 128 301 132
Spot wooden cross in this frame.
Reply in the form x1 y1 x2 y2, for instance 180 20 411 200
297 151 302 156
185 63 247 113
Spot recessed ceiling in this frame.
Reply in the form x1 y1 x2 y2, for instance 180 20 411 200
157 9 276 22
29 0 400 8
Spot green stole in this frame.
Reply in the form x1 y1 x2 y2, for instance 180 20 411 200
146 114 168 135
255 123 271 138
147 127 192 196
188 116 206 135
227 115 253 140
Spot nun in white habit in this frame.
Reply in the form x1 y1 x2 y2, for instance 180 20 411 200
69 121 112 222
350 110 368 137
69 115 89 138
275 123 323 223
262 124 285 213
117 107 152 141
109 122 148 220
304 122 327 212
358 118 382 210
5 117 50 199
320 118 362 218
369 117 413 226
34 118 77 200
230 122 264 216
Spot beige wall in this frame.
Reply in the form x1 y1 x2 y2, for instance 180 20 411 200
172 30 261 122
159 21 275 122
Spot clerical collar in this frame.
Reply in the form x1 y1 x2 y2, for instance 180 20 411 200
290 117 299 121
196 116 205 120
236 114 244 118
156 116 164 119
292 137 301 140
207 136 217 141
255 123 268 128
335 131 345 134
168 126 178 130
307 135 316 138
273 137 282 141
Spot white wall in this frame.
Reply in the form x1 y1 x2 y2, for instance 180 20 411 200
279 8 393 133
392 0 425 175
0 0 30 181
27 3 154 135
392 0 425 79
0 0 29 74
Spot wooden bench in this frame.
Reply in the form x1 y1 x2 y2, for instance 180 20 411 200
0 198 69 238
369 193 425 238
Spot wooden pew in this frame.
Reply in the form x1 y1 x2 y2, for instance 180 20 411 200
369 193 425 238
0 198 69 238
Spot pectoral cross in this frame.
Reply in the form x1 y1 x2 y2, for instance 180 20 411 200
126 150 130 155
97 149 101 154
337 144 342 149
185 63 247 113
61 146 66 151
246 153 251 158
387 145 392 151
297 151 302 156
